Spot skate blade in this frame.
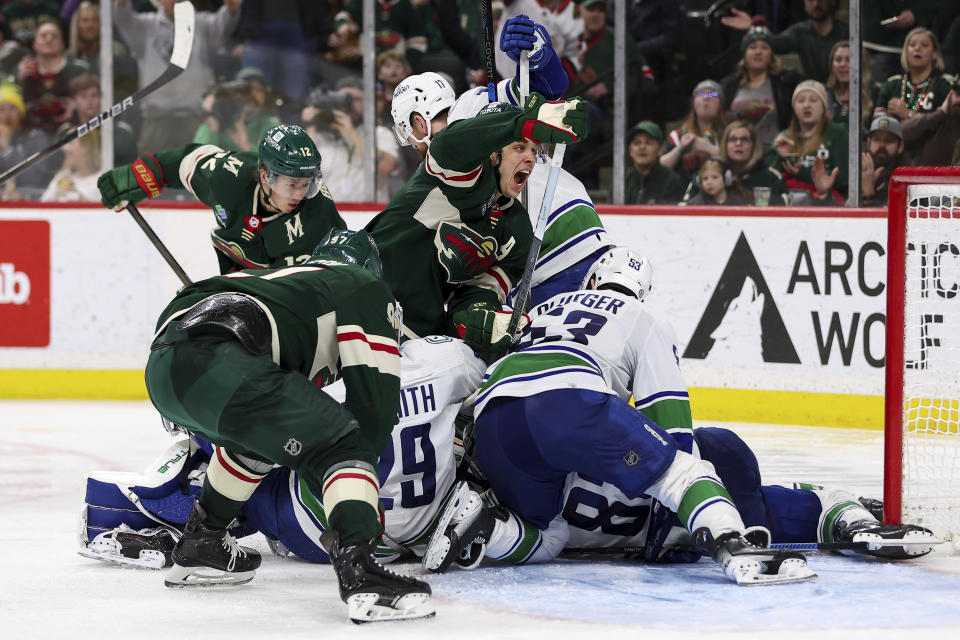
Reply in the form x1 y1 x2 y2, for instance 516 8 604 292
731 557 817 586
423 481 472 572
78 547 168 570
163 563 255 588
854 531 943 553
348 593 435 624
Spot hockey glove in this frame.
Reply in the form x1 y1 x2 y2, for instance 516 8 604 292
514 93 588 145
500 14 556 71
97 153 165 211
453 303 530 353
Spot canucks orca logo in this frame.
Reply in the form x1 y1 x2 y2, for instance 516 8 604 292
434 222 498 283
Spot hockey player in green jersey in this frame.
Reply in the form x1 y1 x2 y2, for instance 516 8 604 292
97 124 347 275
367 71 589 354
144 229 434 622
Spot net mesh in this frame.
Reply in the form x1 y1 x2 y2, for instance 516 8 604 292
901 185 960 539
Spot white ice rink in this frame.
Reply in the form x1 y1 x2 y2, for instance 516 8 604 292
2 400 959 640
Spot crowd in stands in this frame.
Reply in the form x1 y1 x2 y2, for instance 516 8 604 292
0 0 958 207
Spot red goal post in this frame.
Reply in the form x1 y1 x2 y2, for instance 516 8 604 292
885 166 960 540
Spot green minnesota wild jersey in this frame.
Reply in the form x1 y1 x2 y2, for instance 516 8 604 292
366 108 534 339
154 263 400 451
150 144 346 274
765 121 849 194
876 73 956 116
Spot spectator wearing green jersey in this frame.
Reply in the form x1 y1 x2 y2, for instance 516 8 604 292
877 28 955 124
768 80 848 204
824 41 877 131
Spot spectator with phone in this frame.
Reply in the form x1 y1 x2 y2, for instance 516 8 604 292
863 1 939 83
900 77 960 166
767 79 848 204
721 0 847 84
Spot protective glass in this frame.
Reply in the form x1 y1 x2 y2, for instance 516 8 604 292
265 170 321 199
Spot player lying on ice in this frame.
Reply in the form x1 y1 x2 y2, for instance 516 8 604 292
424 246 940 585
80 248 938 591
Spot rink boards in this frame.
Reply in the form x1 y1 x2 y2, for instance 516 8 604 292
0 202 893 428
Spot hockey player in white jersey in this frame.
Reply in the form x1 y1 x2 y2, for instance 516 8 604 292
79 336 486 569
431 246 816 586
424 247 939 583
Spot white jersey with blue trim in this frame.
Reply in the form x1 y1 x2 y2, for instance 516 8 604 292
524 164 608 286
322 336 486 554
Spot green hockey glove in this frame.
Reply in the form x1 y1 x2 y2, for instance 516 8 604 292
514 92 589 145
97 153 165 211
454 303 530 353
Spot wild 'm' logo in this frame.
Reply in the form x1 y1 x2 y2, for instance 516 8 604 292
434 222 498 284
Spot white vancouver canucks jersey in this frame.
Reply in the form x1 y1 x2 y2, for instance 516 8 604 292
475 289 691 439
324 336 485 554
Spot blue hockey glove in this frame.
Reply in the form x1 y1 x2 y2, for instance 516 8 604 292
500 14 556 71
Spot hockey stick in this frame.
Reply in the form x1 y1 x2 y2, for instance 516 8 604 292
505 143 566 338
480 0 497 102
126 203 192 286
0 2 195 186
561 538 942 557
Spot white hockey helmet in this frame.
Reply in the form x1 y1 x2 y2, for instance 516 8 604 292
582 247 653 301
391 71 456 146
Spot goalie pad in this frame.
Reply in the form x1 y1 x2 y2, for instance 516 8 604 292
81 438 200 546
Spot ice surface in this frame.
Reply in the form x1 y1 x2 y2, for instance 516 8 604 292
1 401 959 640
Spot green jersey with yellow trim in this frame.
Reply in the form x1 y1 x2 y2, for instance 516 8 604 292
365 109 534 340
155 263 400 452
148 144 346 274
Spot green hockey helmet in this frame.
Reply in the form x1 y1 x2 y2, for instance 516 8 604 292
258 125 322 199
308 229 383 279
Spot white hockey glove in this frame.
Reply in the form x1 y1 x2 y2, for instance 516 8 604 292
454 303 530 354
514 93 589 145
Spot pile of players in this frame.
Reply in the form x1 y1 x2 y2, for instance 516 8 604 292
83 15 939 625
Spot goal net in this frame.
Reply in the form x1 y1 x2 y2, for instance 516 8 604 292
885 167 960 541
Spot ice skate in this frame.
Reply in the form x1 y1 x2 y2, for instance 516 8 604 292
322 530 434 623
695 527 817 586
834 519 940 559
423 480 500 573
164 503 260 588
79 524 178 569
